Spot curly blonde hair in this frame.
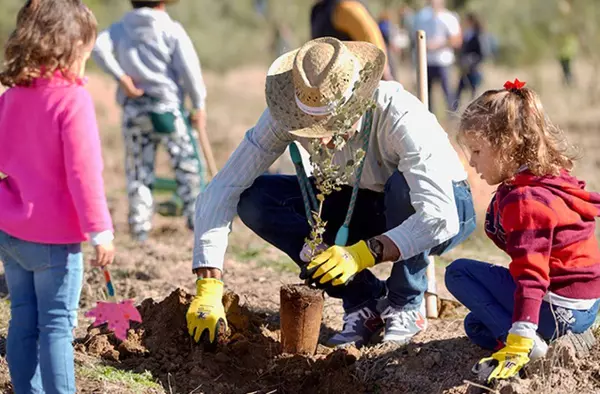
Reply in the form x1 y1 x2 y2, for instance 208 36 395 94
458 86 578 177
0 0 97 87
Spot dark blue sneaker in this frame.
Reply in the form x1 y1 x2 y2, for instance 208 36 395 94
326 304 384 348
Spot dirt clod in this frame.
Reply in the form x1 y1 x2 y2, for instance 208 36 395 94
118 330 147 358
223 291 250 332
214 352 229 363
86 334 114 357
102 349 120 362
324 346 361 369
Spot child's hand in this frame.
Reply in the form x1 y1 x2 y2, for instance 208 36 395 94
91 241 115 267
119 75 144 98
472 333 533 385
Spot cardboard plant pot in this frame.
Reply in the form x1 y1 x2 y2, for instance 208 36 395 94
280 284 325 355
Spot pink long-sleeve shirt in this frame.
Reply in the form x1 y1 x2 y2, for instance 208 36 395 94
0 73 113 244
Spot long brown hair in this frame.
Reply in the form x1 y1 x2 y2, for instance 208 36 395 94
458 85 578 177
0 0 98 87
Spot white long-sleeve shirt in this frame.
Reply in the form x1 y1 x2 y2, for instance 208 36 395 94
192 81 467 269
92 8 207 112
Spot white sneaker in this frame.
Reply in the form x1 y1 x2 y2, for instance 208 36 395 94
381 302 428 344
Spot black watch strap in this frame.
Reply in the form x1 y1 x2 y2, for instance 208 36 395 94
366 238 384 264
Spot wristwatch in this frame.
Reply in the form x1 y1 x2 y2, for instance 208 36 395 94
366 238 384 264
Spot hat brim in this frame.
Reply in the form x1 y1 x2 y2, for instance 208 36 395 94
265 41 386 138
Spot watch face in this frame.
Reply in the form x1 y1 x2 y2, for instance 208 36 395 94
368 238 383 261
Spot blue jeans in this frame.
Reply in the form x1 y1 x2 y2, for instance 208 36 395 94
454 68 483 111
238 171 476 312
0 231 83 394
445 258 600 350
427 65 454 113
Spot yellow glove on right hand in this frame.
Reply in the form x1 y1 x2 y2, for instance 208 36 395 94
301 241 375 287
186 278 228 349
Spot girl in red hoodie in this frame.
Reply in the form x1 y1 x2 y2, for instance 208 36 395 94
445 79 600 384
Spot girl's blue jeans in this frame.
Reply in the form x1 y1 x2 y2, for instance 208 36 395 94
0 230 83 394
445 258 600 350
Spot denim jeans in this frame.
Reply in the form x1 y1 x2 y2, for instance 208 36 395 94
454 68 483 111
0 231 83 394
445 258 600 350
238 171 476 312
427 65 454 113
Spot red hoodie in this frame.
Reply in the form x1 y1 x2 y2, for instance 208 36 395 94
485 169 600 325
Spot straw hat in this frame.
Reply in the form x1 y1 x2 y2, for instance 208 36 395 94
265 37 385 138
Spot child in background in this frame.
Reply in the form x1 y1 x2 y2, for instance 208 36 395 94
92 0 208 242
453 12 486 111
445 79 600 385
0 1 115 393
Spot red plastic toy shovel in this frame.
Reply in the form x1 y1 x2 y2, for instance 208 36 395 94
85 267 142 340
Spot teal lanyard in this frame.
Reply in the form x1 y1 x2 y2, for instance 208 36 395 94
289 109 373 247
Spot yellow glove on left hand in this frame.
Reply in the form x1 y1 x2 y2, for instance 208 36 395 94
301 241 375 287
186 278 228 349
473 333 534 384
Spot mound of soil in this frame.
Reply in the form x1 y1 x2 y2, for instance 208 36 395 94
77 288 600 394
492 333 600 394
355 323 600 394
78 288 363 394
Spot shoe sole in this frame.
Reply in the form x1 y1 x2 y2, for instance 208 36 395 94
326 326 385 349
382 326 426 345
382 333 417 345
565 329 596 358
382 319 428 345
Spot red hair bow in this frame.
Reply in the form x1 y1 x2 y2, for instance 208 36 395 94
503 78 526 91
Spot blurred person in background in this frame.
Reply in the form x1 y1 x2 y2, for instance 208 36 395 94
92 0 208 242
453 12 487 111
397 3 415 64
557 33 577 87
412 0 462 114
272 22 295 58
254 0 268 19
310 0 396 81
555 0 578 87
377 10 402 81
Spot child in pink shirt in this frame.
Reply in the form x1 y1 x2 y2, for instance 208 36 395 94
0 1 114 392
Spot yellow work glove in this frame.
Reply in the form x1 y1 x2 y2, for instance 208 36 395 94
186 278 228 349
472 333 534 384
301 240 375 287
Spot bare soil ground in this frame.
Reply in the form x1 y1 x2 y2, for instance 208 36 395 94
1 61 600 393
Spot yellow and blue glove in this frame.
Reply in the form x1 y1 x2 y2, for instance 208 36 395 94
300 240 375 287
186 278 228 350
472 333 534 385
